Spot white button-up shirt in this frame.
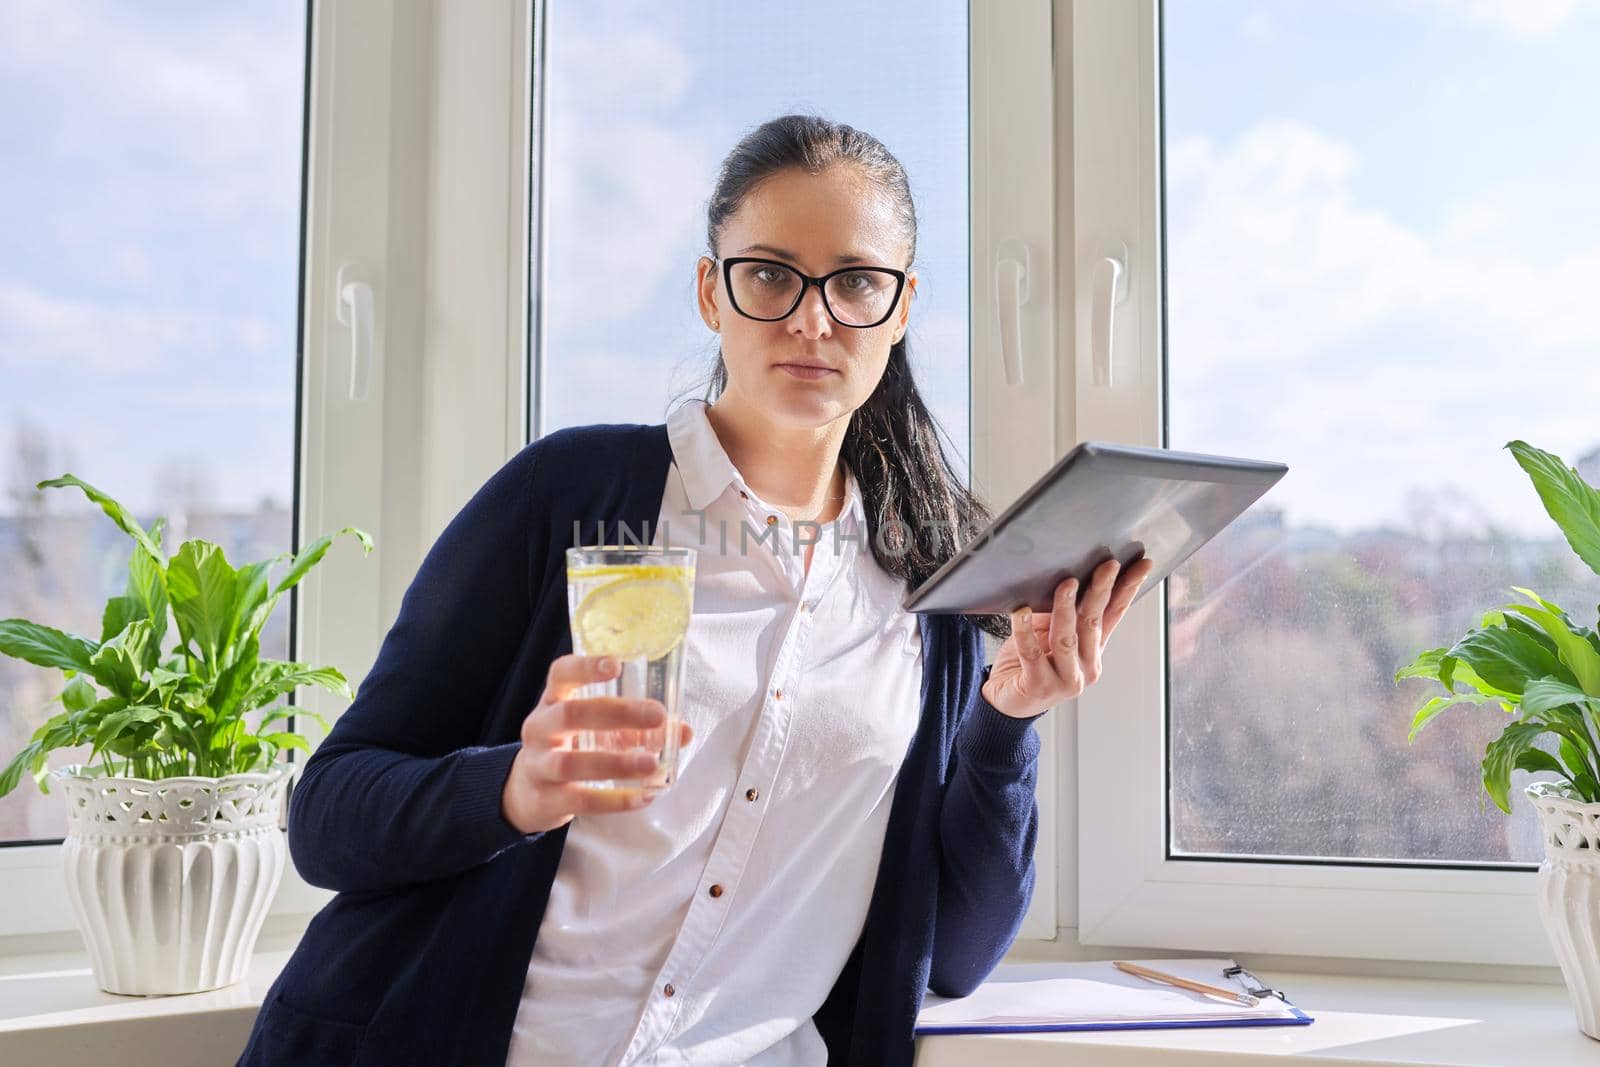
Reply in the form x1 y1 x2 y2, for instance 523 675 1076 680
506 399 924 1066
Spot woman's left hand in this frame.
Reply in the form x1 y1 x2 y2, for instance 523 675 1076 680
982 556 1157 719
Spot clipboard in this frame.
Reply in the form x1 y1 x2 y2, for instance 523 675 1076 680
901 440 1288 615
914 958 1315 1036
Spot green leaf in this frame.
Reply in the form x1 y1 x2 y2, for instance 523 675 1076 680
270 527 374 598
1523 677 1600 718
1446 624 1572 696
1512 586 1571 619
209 718 247 751
60 675 98 714
242 664 352 711
257 706 331 732
1438 653 1458 692
1514 746 1567 778
259 732 311 753
1558 735 1600 799
211 634 260 723
225 557 284 660
1522 703 1600 798
166 541 237 667
1507 440 1600 577
92 706 164 748
1395 647 1446 683
1482 721 1552 814
1503 604 1600 696
35 475 165 564
0 741 45 798
126 538 169 652
100 597 141 645
1406 691 1505 742
147 667 192 703
0 619 99 673
87 619 154 701
1503 613 1560 659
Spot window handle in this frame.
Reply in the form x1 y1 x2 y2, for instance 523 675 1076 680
995 239 1031 386
336 263 376 402
1091 243 1128 388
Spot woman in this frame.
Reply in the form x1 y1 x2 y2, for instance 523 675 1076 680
238 115 1152 1067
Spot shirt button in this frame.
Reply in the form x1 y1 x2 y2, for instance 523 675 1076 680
739 490 748 499
709 884 724 898
746 787 759 802
774 688 783 700
664 983 676 998
766 514 778 526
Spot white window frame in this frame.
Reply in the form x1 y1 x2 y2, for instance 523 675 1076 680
1064 0 1551 969
0 0 537 947
969 0 1061 942
1 0 1070 951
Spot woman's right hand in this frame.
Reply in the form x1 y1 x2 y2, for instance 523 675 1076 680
499 653 694 835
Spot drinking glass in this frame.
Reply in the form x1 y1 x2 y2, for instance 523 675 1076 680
564 546 695 795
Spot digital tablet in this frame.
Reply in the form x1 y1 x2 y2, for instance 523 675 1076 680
902 440 1288 615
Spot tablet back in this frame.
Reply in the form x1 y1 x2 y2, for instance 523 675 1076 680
902 440 1288 615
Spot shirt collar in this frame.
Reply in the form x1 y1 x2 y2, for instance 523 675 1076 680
666 399 866 527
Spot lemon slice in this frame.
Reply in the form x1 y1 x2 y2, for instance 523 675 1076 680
572 572 692 660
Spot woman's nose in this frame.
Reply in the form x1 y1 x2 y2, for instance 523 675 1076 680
788 284 833 339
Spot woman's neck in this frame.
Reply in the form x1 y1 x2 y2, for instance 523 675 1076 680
704 397 849 525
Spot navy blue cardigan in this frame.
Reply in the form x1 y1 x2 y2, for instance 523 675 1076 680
237 422 1042 1066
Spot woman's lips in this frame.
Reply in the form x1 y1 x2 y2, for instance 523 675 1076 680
775 363 837 380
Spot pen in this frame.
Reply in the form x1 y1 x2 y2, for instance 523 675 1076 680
1112 961 1260 1007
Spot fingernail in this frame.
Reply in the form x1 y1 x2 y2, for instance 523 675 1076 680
599 657 616 674
629 753 658 772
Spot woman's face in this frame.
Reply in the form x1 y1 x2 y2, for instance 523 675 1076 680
697 164 917 431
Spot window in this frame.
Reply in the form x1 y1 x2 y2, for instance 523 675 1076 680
534 0 974 478
0 0 1062 948
1163 0 1600 868
0 3 306 847
1072 0 1598 965
528 0 1060 939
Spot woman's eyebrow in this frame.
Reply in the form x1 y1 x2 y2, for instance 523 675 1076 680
736 244 877 267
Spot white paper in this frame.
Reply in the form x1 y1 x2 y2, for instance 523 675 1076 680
917 958 1299 1030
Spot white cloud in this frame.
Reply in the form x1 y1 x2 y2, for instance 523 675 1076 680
0 1 303 236
109 245 152 286
0 283 274 376
1166 120 1600 536
1426 0 1595 36
542 9 718 324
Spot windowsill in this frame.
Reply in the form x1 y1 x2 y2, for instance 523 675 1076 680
916 960 1597 1066
2 931 1594 1066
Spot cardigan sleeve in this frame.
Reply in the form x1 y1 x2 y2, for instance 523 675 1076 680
929 660 1045 998
285 441 546 894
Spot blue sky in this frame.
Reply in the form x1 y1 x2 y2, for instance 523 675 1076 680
1164 0 1599 536
1 0 1595 540
538 0 970 470
0 0 303 516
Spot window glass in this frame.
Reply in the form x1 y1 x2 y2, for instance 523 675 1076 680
537 0 971 477
0 3 306 844
1164 0 1600 864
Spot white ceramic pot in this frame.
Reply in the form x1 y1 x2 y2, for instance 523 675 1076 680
1526 780 1600 1041
51 763 291 996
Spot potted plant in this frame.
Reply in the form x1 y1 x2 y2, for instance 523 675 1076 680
0 474 371 996
1397 440 1600 1040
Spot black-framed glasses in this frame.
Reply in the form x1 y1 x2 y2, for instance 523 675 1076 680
716 256 907 329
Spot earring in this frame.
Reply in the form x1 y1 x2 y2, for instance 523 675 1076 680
712 320 720 329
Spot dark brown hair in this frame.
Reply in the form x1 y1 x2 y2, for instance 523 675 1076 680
697 114 1009 640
